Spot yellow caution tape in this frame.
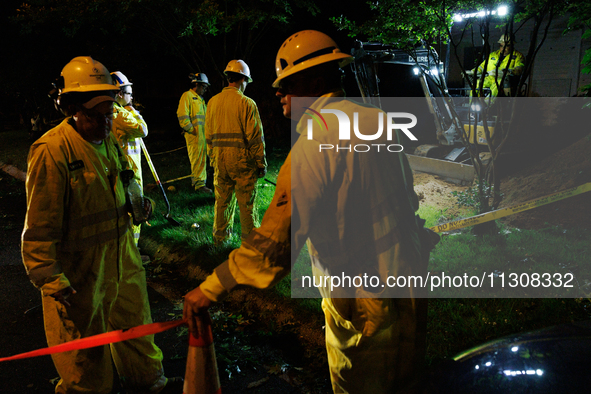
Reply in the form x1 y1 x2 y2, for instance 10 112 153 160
431 182 591 233
161 174 192 185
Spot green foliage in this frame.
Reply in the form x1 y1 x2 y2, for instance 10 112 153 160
418 204 454 227
566 1 591 96
451 180 501 210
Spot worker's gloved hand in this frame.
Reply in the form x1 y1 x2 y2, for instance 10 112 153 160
144 198 154 221
51 286 77 307
183 286 212 338
257 167 267 178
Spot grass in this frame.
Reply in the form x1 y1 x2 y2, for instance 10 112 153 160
5 127 590 366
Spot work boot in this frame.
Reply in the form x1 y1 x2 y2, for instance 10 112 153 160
158 377 184 393
195 186 213 195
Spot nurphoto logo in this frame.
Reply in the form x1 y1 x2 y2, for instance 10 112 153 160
304 107 419 153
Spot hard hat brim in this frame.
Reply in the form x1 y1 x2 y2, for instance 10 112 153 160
61 84 120 94
223 71 253 83
82 95 116 109
272 53 353 88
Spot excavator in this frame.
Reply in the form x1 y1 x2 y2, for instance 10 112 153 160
350 41 495 185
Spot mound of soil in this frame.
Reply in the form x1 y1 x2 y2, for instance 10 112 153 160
500 134 591 230
413 172 471 218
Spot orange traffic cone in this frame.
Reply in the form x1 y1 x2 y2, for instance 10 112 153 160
183 311 221 394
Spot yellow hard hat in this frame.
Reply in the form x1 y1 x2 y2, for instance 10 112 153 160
224 60 252 83
273 30 353 88
60 56 120 94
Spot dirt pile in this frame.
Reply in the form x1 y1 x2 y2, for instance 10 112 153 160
413 172 471 218
500 133 591 229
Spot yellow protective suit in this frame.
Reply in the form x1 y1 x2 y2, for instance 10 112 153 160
477 49 525 97
205 86 266 243
199 93 427 393
21 118 165 394
177 89 208 189
112 102 148 245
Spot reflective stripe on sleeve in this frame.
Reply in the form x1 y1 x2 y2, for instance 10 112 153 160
215 260 237 291
244 229 290 265
22 228 63 242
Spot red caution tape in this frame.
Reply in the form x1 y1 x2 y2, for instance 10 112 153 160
0 319 185 363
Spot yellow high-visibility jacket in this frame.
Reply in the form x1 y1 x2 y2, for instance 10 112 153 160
111 102 147 186
22 118 136 296
205 86 266 171
177 89 208 187
177 89 206 136
477 49 525 97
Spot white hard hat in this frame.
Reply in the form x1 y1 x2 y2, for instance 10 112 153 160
224 60 252 83
498 34 514 44
190 73 210 85
273 30 353 88
59 56 120 94
111 71 132 88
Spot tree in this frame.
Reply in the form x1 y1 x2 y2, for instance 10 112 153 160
333 0 572 234
13 0 320 89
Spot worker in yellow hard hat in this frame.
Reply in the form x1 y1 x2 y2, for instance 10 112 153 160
184 30 437 393
474 33 525 98
177 72 213 194
111 71 148 246
22 56 182 394
205 59 267 245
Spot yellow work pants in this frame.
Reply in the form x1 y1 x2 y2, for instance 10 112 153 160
185 131 207 189
43 268 165 393
212 161 258 243
321 296 427 393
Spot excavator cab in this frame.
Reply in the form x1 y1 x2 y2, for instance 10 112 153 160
350 41 479 184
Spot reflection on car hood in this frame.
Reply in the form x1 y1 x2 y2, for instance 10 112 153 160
405 320 591 393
